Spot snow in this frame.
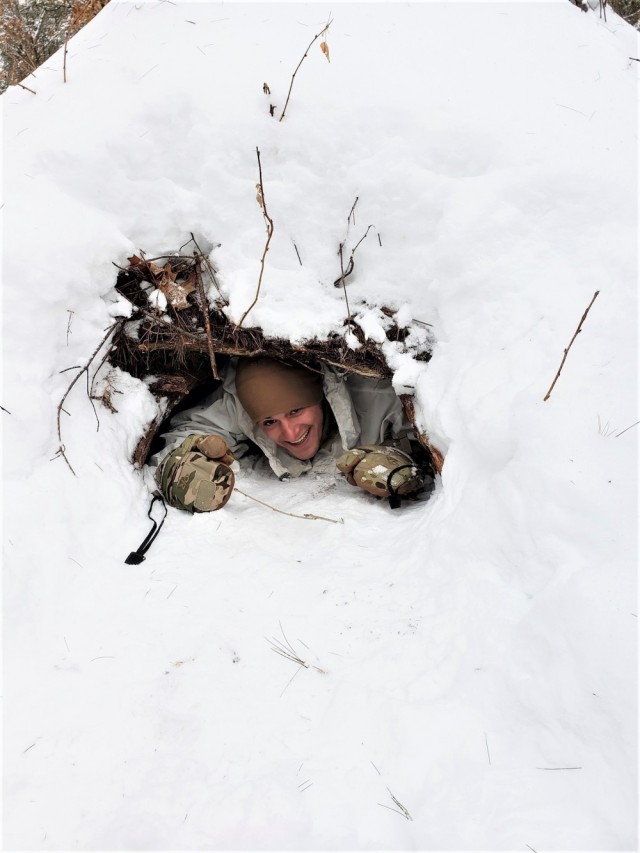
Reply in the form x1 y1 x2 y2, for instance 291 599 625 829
1 0 638 849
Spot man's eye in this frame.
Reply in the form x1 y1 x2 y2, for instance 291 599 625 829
289 408 302 416
262 419 276 428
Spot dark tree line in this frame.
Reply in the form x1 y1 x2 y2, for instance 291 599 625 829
0 0 107 92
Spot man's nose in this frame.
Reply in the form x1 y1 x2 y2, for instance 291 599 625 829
280 419 301 441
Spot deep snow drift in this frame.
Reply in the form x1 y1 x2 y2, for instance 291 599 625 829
1 1 638 850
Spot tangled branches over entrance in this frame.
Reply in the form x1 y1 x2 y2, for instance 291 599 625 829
107 237 440 470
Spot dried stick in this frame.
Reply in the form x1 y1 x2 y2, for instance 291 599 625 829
189 232 227 303
333 223 376 287
347 196 359 226
237 147 274 329
543 291 599 402
337 242 353 328
235 487 343 523
279 18 332 122
193 255 219 380
15 81 37 95
615 420 640 438
55 320 124 474
63 38 68 82
399 394 444 474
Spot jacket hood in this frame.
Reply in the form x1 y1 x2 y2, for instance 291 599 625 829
222 360 361 478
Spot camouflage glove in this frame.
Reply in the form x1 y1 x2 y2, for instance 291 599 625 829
336 444 424 508
156 434 235 513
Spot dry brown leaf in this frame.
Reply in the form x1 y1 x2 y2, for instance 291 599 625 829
127 254 143 266
256 183 264 209
320 40 330 63
157 269 196 311
162 262 178 282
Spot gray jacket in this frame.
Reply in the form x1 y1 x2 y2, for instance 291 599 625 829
152 360 411 479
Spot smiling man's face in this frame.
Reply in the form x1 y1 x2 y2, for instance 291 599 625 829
257 403 324 460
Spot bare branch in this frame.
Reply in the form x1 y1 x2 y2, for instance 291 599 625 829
193 253 219 380
55 319 125 474
279 18 332 122
15 80 37 94
237 147 274 329
189 233 227 303
543 291 599 402
337 242 353 328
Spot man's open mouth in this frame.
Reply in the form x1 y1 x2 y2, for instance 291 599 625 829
286 427 311 446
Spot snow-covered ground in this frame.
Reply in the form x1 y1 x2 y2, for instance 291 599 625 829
2 1 638 849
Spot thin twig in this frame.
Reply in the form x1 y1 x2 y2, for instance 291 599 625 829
193 254 219 380
55 320 124 474
348 196 359 225
15 81 37 94
279 18 332 122
63 38 68 82
484 733 492 766
543 291 599 401
1 405 12 414
189 233 226 302
89 346 116 400
616 420 640 438
333 223 375 287
351 224 375 255
235 487 343 523
338 243 352 314
293 242 302 265
237 148 274 329
86 363 100 431
536 766 583 770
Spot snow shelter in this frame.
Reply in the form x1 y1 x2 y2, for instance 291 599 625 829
108 242 443 473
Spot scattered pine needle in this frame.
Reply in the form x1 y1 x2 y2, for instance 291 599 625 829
378 787 413 821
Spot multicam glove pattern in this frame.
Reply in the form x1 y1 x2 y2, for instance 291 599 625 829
336 444 424 502
157 434 235 513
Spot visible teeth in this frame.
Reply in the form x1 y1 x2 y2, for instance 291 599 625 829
289 428 310 445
